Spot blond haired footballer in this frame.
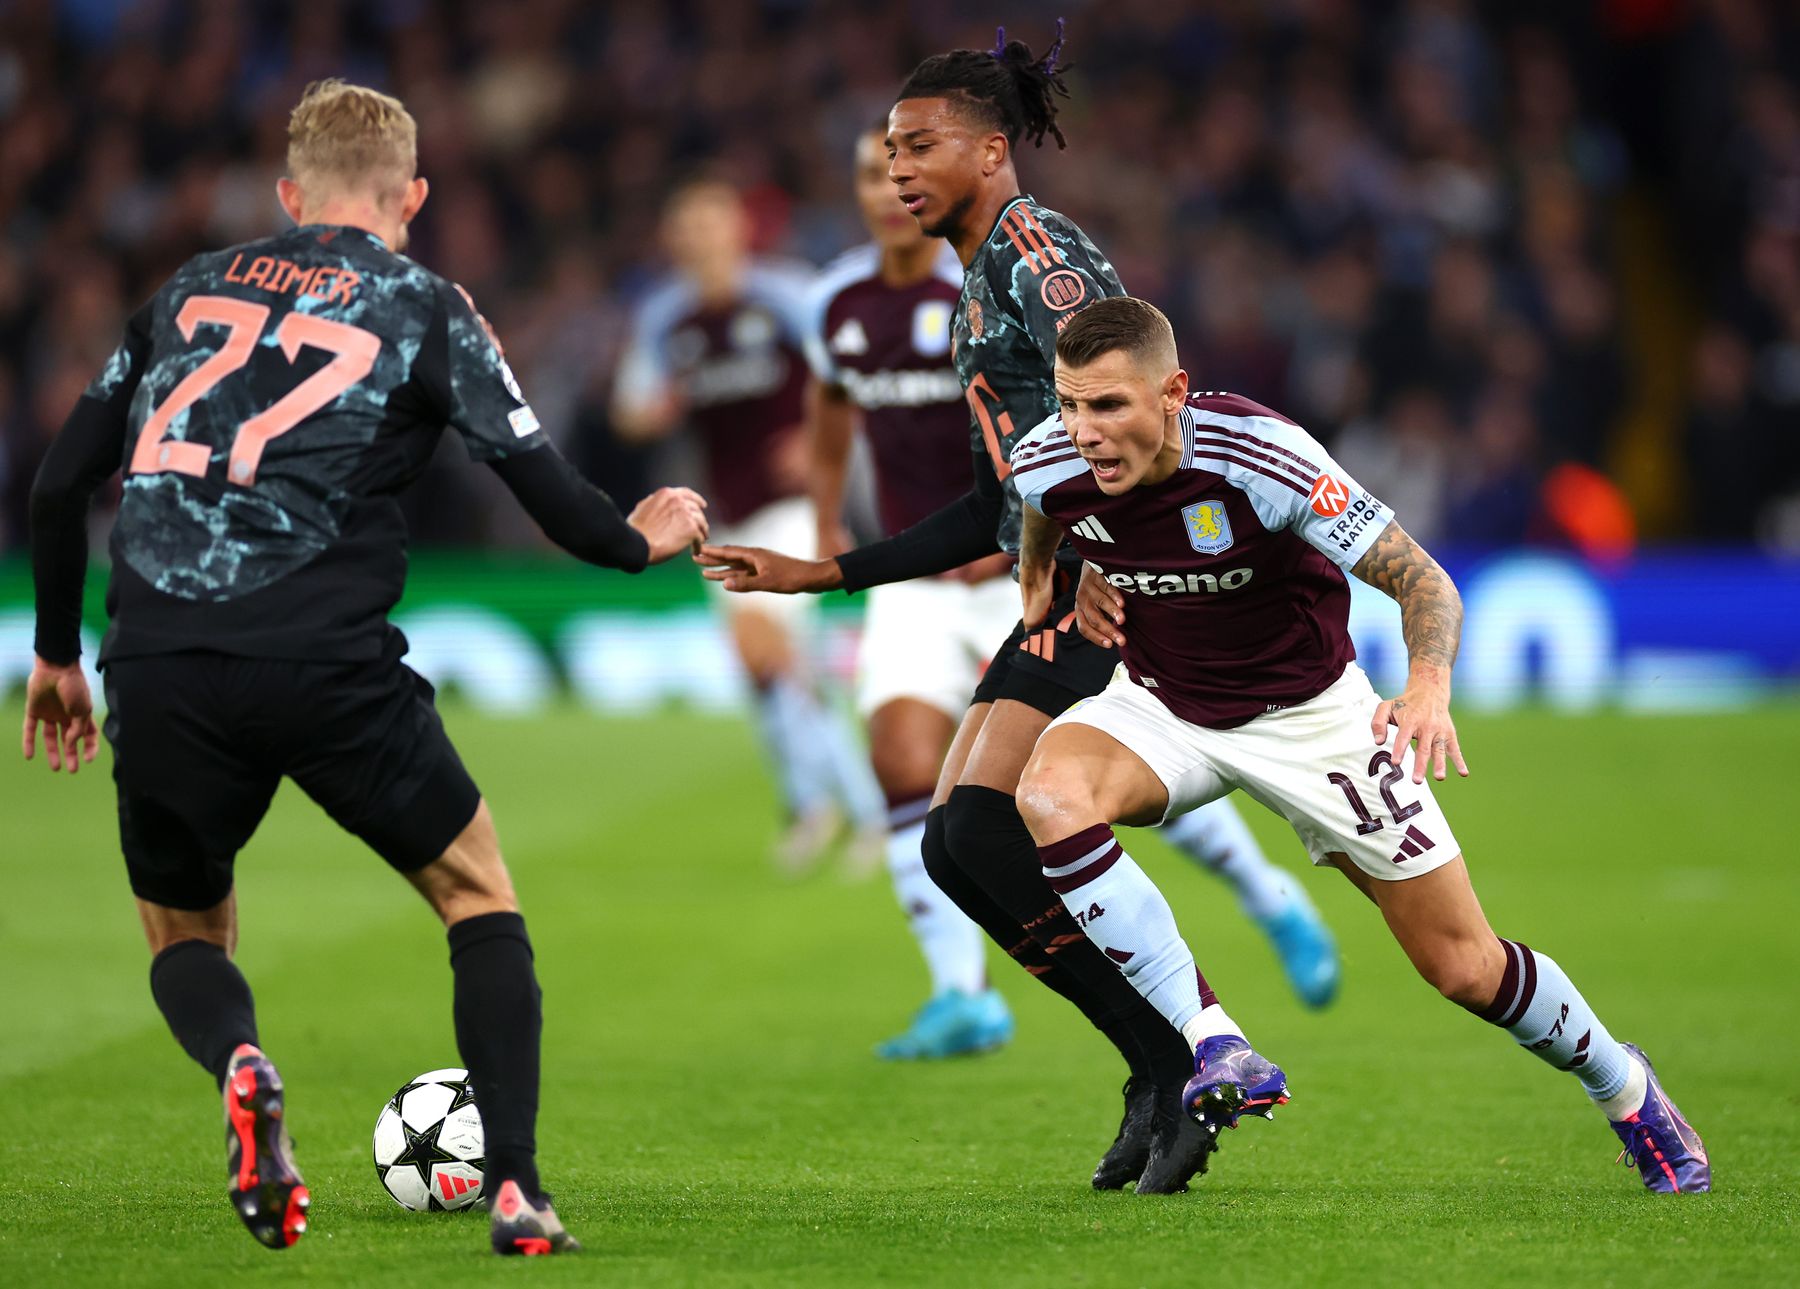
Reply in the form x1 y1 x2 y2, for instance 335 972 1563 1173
23 80 706 1254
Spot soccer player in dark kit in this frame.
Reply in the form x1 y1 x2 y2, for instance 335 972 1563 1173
1010 296 1708 1192
703 26 1335 1192
806 123 1018 1059
20 80 708 1254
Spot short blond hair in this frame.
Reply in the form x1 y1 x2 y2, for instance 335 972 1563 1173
287 79 416 200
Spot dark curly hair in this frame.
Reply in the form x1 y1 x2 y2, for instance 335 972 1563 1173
895 20 1072 150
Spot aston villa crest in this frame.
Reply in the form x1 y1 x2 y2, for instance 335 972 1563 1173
1182 500 1233 554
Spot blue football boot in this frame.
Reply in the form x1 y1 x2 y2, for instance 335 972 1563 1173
1610 1043 1710 1193
875 988 1014 1060
1182 1035 1290 1134
1258 903 1340 1009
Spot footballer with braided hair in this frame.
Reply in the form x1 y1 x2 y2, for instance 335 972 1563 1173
702 22 1340 1195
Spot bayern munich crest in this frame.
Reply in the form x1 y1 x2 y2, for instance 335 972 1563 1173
1182 500 1233 554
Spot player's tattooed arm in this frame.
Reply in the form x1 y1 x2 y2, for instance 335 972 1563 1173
1351 520 1462 673
1351 520 1469 783
1018 507 1064 629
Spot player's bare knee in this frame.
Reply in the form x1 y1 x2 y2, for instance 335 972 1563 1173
730 610 795 685
409 800 519 925
870 739 939 802
1420 941 1504 1010
143 925 233 957
137 895 235 957
421 874 519 927
1015 752 1093 843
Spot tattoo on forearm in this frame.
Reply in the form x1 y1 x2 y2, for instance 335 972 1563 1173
1352 521 1462 671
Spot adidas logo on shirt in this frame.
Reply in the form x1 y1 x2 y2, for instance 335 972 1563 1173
1071 515 1115 543
829 318 869 355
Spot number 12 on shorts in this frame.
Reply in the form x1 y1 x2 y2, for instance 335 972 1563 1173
130 293 380 487
1327 750 1422 838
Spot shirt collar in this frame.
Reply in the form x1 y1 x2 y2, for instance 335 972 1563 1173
297 223 388 250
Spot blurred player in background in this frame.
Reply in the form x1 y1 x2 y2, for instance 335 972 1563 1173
1011 297 1707 1193
613 179 884 870
806 124 1016 1059
703 26 1336 1193
21 80 710 1255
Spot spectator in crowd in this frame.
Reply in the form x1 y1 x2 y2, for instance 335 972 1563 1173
1 0 1796 553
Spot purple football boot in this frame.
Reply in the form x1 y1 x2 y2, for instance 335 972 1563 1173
1611 1043 1710 1193
1182 1035 1290 1134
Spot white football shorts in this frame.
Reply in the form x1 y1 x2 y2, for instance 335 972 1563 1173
706 495 818 627
856 574 1022 719
1048 661 1460 881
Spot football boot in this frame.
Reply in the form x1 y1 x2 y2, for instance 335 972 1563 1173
222 1044 309 1249
875 989 1013 1060
1610 1043 1710 1193
1092 1076 1156 1189
1182 1035 1290 1134
1134 1084 1217 1194
491 1179 581 1255
1258 903 1340 1009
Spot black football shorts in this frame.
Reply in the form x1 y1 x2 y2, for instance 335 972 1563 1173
102 631 481 911
970 580 1121 718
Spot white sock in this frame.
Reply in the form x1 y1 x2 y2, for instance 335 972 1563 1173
1179 1003 1245 1050
806 695 889 831
1595 1051 1649 1121
1038 824 1214 1033
753 677 836 818
886 813 985 997
1158 799 1295 922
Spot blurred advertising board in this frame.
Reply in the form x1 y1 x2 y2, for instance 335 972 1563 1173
1 551 1794 715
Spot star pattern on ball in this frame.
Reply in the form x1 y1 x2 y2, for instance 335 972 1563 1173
391 1114 459 1191
387 1080 434 1114
447 1079 478 1113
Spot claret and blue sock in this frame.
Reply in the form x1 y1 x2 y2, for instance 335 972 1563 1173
1476 937 1709 1192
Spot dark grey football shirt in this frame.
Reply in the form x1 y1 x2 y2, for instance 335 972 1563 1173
89 224 548 662
951 195 1123 554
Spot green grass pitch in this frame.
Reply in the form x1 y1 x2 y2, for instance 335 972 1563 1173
1 704 1795 1286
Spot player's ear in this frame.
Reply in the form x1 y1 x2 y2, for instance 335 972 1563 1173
1165 367 1189 412
401 176 429 224
276 177 306 226
982 131 1010 177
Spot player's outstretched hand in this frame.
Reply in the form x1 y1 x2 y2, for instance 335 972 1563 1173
629 487 709 564
1074 561 1127 649
22 657 99 775
1371 678 1468 784
693 544 842 595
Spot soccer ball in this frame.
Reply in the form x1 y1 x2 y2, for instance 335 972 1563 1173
371 1067 485 1211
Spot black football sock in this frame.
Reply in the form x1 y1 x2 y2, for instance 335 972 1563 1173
149 940 259 1089
1012 936 1155 1082
945 786 1193 1087
923 804 1152 1077
448 912 542 1199
1030 893 1193 1087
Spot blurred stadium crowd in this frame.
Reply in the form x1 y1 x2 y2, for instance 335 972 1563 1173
2 0 1797 555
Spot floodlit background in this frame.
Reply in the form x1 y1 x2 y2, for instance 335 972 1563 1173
0 0 1795 710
